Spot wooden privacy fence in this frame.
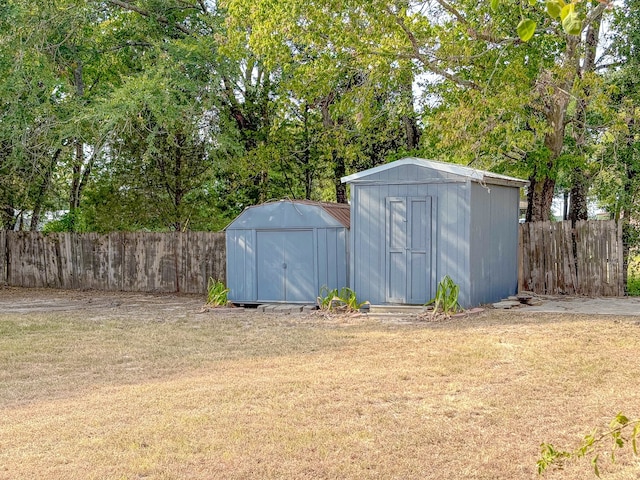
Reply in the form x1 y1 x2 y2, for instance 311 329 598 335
0 231 226 294
519 220 623 296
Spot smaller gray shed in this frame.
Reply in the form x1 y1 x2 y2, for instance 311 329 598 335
342 157 528 308
225 200 350 304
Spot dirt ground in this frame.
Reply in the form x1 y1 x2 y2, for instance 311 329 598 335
518 295 640 315
0 287 210 319
1 286 639 318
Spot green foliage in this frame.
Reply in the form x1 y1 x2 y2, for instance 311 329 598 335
517 19 537 42
538 413 640 476
546 0 564 19
41 211 87 233
206 278 230 307
0 0 630 233
317 286 367 313
426 275 461 316
627 255 640 296
492 0 590 41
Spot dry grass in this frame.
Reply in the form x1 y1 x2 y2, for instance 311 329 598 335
1 293 639 479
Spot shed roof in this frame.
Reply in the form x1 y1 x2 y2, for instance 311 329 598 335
294 200 351 228
226 199 350 230
341 157 529 188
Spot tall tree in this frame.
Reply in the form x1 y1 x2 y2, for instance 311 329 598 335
225 0 612 218
224 0 421 203
590 0 640 289
83 0 240 230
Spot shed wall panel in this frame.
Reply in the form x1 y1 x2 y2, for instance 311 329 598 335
469 184 520 305
226 202 349 304
226 230 258 302
350 180 471 306
317 229 329 291
316 228 348 294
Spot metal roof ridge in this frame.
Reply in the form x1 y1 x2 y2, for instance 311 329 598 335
341 157 528 186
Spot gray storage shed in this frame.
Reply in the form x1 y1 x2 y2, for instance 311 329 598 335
342 157 528 308
225 200 350 304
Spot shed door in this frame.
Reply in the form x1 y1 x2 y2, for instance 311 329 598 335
256 230 315 302
386 197 433 304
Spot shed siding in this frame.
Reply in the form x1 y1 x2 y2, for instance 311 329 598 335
346 158 525 308
350 176 471 306
469 183 520 305
317 227 348 294
226 201 349 304
226 229 257 302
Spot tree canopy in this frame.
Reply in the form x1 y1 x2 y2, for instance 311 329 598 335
0 0 636 232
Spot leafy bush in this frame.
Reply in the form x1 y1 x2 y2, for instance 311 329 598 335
206 278 229 307
42 211 87 233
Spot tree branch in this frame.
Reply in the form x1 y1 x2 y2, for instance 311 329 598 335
582 2 608 33
197 0 208 14
389 7 479 89
434 0 519 44
104 0 194 36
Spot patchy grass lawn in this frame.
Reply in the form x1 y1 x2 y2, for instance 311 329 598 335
0 294 639 479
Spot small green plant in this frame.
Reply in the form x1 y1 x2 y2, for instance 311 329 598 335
426 275 461 316
317 286 337 310
538 413 640 477
317 286 368 312
206 278 229 307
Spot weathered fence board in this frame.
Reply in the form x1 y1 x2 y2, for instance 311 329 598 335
519 220 623 296
0 230 5 285
0 231 225 293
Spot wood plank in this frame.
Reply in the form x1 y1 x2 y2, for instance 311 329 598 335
0 230 5 284
565 221 574 293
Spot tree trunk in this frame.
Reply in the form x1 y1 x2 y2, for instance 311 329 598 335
400 70 420 150
335 156 347 204
566 11 602 226
320 94 348 204
525 109 566 222
526 173 556 222
68 59 90 232
568 168 589 225
302 105 313 200
30 149 61 231
526 37 579 222
1 206 17 231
